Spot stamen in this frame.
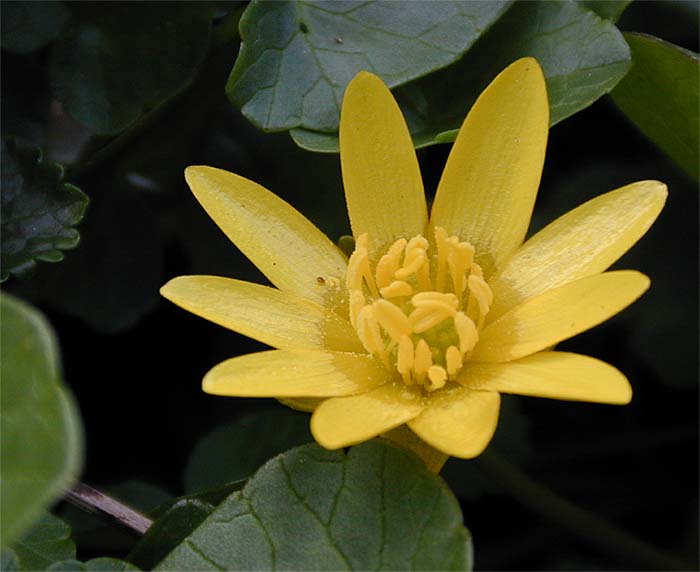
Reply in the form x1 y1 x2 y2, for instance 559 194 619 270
434 227 450 292
454 312 478 353
356 305 384 356
349 290 366 329
445 345 463 377
427 365 447 391
346 230 493 393
373 299 412 342
409 306 453 333
468 274 493 328
414 339 432 384
380 280 413 298
375 238 406 289
397 335 414 384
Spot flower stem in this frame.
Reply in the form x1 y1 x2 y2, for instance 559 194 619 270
65 482 152 536
475 452 690 571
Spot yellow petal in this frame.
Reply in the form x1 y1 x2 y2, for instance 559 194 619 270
339 72 428 256
203 350 388 397
488 181 668 321
429 58 549 278
408 388 500 459
184 166 347 308
471 271 650 362
311 381 424 449
462 351 632 404
161 275 362 353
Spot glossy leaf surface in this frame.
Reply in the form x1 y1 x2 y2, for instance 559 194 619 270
158 441 472 571
292 0 631 152
227 0 510 132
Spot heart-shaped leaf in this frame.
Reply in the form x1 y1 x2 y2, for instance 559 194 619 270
157 441 472 571
227 0 511 132
291 0 631 152
0 294 83 547
610 32 699 181
1 138 88 282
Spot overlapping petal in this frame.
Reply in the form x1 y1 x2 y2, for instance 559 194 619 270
340 71 428 257
471 271 650 362
185 166 348 308
161 276 362 352
429 57 549 278
488 181 668 321
311 381 425 449
203 350 388 397
408 388 500 458
462 352 632 404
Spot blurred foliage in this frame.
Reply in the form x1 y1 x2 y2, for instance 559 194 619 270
0 295 83 548
1 139 87 281
0 0 697 571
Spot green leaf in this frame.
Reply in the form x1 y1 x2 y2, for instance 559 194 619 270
227 0 511 132
10 513 75 571
183 409 312 493
47 558 141 571
50 3 212 134
1 138 88 282
610 32 699 181
157 441 472 571
129 500 215 571
292 0 631 153
1 1 70 54
579 0 632 22
0 294 83 548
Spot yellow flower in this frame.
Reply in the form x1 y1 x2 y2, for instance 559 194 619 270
161 58 666 467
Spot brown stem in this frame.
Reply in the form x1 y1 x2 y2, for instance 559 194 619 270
65 482 152 536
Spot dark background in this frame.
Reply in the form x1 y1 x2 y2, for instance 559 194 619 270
3 1 698 570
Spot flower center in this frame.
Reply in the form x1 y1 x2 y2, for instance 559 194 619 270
346 227 493 392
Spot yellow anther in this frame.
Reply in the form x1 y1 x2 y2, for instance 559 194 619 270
397 335 414 383
468 274 493 326
346 233 379 298
373 299 412 342
454 311 478 353
349 290 366 329
380 280 413 298
356 305 384 356
447 242 474 301
434 227 450 291
427 365 447 391
412 291 459 309
347 229 491 392
414 339 433 383
375 238 406 289
409 306 453 333
395 251 426 280
445 345 463 377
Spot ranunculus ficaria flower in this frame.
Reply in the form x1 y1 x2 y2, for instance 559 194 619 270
161 58 666 466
